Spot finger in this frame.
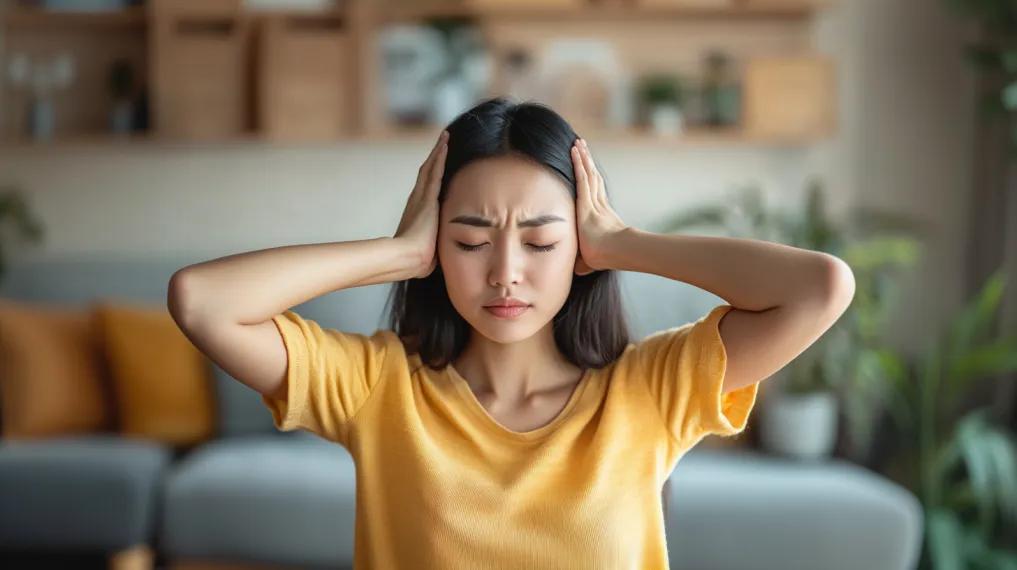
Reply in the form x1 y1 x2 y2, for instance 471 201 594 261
577 139 601 212
581 139 608 210
415 130 448 191
427 138 448 199
571 142 592 208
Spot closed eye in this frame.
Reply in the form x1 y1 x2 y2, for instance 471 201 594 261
456 242 557 252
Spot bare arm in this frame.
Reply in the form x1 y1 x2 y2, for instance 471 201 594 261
168 130 448 400
167 237 423 399
601 228 855 394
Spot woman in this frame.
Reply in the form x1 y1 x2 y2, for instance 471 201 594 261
168 97 855 568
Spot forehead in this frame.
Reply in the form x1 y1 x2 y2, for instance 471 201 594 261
444 154 572 220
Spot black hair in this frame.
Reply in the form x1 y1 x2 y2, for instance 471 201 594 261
383 96 632 373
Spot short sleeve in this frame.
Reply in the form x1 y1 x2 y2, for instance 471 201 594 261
260 309 399 446
625 304 760 453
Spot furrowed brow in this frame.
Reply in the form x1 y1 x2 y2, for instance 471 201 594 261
448 214 566 228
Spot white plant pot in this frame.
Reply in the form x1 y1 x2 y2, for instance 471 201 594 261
649 103 683 136
759 389 839 461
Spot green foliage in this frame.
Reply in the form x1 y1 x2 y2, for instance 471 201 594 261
0 185 46 283
636 73 686 107
880 270 1017 569
946 0 1017 150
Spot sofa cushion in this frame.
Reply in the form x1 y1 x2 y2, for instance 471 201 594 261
665 449 924 570
94 300 216 447
0 435 172 551
0 299 113 438
161 434 356 567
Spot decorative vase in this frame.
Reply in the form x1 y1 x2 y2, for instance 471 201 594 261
649 103 683 136
110 98 135 135
759 388 839 460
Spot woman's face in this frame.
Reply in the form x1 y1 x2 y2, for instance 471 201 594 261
438 154 578 344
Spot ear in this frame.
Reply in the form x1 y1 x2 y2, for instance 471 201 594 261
574 253 596 276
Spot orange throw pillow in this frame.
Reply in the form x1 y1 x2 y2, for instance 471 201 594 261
0 298 114 439
93 299 215 447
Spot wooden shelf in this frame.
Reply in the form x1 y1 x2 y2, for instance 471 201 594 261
2 5 148 31
0 0 836 147
373 2 821 23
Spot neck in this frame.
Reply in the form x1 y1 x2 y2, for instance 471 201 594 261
452 322 582 402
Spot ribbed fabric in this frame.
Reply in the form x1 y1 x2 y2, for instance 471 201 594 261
261 303 759 569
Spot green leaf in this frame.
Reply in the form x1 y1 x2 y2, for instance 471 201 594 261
957 411 998 535
1003 80 1017 111
983 429 1017 525
926 508 966 570
945 269 1007 380
947 334 1017 399
977 549 1017 570
1003 50 1017 73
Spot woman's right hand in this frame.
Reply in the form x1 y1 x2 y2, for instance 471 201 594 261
393 129 448 279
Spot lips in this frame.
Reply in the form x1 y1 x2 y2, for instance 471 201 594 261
484 305 530 319
484 297 530 308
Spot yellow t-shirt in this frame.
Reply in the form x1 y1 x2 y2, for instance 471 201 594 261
261 303 759 569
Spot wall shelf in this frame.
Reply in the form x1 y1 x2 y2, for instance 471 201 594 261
0 0 836 148
373 2 820 24
2 5 148 31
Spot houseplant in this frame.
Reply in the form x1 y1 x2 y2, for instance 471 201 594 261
0 184 46 286
875 268 1017 569
636 73 686 136
652 178 926 460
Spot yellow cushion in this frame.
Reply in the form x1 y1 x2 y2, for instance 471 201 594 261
0 298 113 439
93 299 215 447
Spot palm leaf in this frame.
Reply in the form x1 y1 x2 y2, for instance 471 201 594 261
944 269 1008 391
927 507 967 570
946 333 1017 402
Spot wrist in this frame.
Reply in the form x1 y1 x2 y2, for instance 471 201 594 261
599 226 640 271
388 237 430 280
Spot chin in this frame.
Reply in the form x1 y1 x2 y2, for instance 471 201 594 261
470 309 543 343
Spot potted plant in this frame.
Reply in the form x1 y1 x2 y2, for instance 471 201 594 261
636 73 686 136
872 268 1017 569
652 178 926 460
0 184 46 286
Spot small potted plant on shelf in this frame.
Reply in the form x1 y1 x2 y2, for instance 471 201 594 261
636 72 686 136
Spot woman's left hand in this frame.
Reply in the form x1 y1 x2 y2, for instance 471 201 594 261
571 137 629 275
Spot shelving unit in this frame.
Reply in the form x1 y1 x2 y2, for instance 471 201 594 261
0 0 836 148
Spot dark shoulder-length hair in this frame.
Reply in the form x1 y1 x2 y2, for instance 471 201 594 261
383 96 631 373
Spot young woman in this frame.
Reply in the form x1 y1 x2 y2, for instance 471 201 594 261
168 97 855 568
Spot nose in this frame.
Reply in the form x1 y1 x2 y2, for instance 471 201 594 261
488 236 524 288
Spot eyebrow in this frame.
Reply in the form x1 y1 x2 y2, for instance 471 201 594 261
448 214 566 228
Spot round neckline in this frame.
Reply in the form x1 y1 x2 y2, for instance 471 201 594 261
445 362 593 442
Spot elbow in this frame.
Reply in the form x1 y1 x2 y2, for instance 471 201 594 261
167 269 200 327
817 253 856 317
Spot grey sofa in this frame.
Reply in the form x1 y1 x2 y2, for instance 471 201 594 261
0 254 924 569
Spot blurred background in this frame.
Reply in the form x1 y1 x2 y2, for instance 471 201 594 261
0 0 1015 569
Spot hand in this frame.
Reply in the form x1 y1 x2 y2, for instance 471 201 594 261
571 137 628 275
393 129 448 278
